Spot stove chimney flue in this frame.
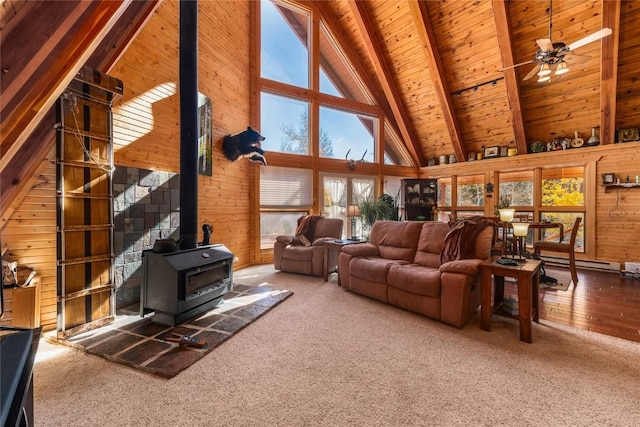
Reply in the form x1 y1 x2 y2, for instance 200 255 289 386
179 0 199 249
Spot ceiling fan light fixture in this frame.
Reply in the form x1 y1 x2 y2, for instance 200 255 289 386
555 61 569 75
537 75 551 83
537 63 551 76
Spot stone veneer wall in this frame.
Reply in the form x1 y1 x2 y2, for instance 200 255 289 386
112 167 180 308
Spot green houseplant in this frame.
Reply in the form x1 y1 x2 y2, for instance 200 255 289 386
358 193 400 239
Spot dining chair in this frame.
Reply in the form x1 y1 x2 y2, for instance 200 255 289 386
534 217 582 286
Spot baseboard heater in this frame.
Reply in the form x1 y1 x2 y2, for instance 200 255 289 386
539 255 621 272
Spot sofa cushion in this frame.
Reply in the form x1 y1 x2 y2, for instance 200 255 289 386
413 222 450 268
281 245 314 261
387 264 441 297
369 221 423 262
350 257 408 283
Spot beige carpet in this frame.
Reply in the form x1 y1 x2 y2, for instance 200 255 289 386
34 265 640 426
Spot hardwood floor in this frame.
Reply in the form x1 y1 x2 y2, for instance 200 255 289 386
504 264 640 343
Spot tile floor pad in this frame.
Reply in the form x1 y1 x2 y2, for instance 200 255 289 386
52 284 293 378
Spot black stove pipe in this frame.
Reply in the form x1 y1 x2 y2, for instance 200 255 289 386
179 0 199 249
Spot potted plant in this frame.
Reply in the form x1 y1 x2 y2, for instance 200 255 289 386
358 193 400 239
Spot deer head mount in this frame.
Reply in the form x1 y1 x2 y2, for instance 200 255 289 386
346 149 367 171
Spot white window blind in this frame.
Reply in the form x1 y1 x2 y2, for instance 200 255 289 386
261 166 312 207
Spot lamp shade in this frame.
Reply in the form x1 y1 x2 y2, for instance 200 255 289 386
498 208 515 222
347 205 360 217
512 222 530 237
555 61 569 75
538 63 551 76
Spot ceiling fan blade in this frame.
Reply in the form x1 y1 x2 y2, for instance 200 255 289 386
567 28 612 51
536 38 553 51
563 53 591 64
499 59 535 72
523 63 541 81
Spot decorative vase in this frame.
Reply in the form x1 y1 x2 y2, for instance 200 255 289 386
587 128 600 146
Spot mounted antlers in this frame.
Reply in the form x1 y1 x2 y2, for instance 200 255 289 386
345 149 368 171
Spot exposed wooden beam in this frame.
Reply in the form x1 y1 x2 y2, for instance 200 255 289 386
408 0 466 164
1 0 131 171
1 1 158 223
313 0 417 167
491 0 527 155
600 0 621 145
345 0 424 166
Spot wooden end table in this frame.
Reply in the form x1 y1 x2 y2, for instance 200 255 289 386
323 239 364 283
479 256 541 343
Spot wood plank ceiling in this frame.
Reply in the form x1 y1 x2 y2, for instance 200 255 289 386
1 0 639 219
317 0 637 166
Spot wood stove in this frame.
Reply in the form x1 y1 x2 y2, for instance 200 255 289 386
141 244 234 326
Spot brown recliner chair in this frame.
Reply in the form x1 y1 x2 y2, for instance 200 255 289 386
274 216 343 276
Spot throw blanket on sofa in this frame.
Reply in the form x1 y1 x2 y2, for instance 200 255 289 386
295 215 323 246
441 216 498 263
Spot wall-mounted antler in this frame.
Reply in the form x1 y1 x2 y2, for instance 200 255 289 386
345 149 368 171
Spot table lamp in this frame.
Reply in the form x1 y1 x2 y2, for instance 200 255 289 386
347 205 360 240
511 222 530 260
498 208 515 256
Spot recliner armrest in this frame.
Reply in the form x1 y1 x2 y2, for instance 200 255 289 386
276 235 305 246
340 242 380 257
439 259 482 275
312 237 336 246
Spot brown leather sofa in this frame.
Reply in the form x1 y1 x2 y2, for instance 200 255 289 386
274 217 343 276
338 219 495 327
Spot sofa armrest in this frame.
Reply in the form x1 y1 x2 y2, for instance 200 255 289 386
439 259 483 275
312 237 336 246
340 242 380 257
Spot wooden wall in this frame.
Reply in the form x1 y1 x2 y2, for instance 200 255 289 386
419 142 640 267
109 0 255 267
1 147 57 330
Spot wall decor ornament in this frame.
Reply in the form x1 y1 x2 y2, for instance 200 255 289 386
617 128 639 143
198 93 213 176
483 146 499 158
222 126 267 166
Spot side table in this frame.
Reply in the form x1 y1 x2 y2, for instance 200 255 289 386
479 256 541 343
323 239 365 283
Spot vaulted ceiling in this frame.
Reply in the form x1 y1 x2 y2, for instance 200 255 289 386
314 0 638 166
1 0 639 218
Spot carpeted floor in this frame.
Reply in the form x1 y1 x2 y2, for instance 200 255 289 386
33 265 640 426
49 283 293 378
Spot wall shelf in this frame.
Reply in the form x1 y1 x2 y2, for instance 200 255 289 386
603 183 640 192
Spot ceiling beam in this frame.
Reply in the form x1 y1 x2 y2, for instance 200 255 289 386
313 1 416 166
491 0 527 155
345 0 424 166
408 0 466 164
1 1 158 223
600 0 621 145
1 0 132 171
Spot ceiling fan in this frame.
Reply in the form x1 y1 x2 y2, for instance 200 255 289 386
500 0 612 82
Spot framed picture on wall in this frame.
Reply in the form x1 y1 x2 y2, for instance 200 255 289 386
483 146 499 159
198 93 213 176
